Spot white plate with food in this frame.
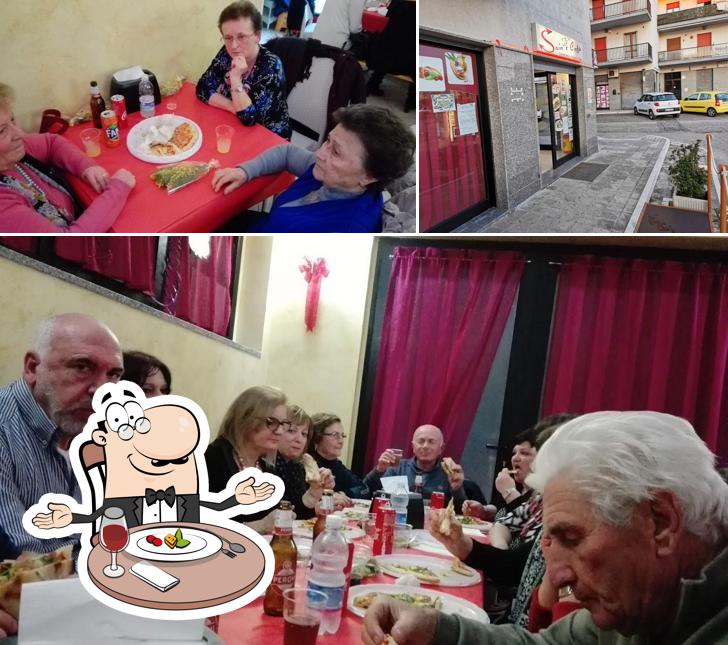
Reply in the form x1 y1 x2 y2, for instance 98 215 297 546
125 526 222 562
126 115 203 164
293 518 365 541
348 584 489 623
334 507 371 521
376 554 480 587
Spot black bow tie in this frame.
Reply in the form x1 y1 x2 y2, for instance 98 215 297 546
144 486 176 507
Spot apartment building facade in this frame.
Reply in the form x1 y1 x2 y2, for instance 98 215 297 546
420 0 599 231
592 0 728 109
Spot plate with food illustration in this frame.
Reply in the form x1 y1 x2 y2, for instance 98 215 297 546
348 584 489 623
376 554 480 587
125 526 222 562
127 115 203 164
444 52 472 84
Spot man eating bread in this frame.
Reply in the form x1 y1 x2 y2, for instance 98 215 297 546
363 425 467 511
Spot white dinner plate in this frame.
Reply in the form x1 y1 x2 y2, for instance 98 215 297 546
347 584 489 624
455 516 491 530
126 115 203 164
351 499 372 509
409 530 454 557
376 553 481 587
293 519 365 541
334 507 370 521
125 526 222 562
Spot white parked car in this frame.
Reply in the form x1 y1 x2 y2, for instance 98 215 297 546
633 92 680 119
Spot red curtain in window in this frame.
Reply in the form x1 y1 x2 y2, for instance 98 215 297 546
54 237 156 295
542 255 728 463
365 247 525 469
161 237 234 337
0 237 37 255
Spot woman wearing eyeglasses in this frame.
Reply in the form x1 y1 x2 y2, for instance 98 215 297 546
275 405 335 519
309 412 372 506
205 385 289 531
196 1 291 139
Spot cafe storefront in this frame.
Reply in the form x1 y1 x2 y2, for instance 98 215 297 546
420 1 599 232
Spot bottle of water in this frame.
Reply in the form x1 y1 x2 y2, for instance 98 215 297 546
139 73 156 118
307 514 348 634
391 482 410 525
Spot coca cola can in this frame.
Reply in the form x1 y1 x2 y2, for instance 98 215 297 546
430 492 445 509
373 508 395 556
371 495 389 516
111 94 128 130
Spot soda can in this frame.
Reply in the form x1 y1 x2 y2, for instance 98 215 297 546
373 507 395 556
111 95 128 130
100 110 120 148
430 491 445 509
371 495 389 516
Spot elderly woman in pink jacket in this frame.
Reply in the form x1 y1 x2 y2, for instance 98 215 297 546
0 84 135 233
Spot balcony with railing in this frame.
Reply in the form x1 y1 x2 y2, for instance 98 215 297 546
591 0 652 30
658 1 728 32
658 42 728 64
592 42 653 66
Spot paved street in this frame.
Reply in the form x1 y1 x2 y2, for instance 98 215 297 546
461 112 728 233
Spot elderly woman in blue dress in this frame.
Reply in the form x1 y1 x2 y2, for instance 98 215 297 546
197 1 291 140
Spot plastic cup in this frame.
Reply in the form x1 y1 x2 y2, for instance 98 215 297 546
394 523 413 548
216 124 234 154
387 448 403 467
166 102 177 115
80 129 101 158
283 587 327 645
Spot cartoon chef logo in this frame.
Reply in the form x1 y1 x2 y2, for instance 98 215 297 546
23 381 284 620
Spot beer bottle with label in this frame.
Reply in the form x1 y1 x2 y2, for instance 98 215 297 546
89 81 106 129
263 501 297 616
313 489 334 540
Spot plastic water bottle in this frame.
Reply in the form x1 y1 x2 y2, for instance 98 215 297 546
391 483 410 525
139 74 156 118
307 514 348 634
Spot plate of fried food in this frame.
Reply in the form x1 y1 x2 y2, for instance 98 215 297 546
348 584 489 623
376 554 480 587
127 115 203 164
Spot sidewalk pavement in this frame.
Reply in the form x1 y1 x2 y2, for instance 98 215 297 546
459 136 669 233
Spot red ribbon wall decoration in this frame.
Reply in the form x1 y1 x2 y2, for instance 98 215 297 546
299 257 330 332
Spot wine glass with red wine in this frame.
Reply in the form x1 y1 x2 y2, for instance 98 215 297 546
99 507 129 578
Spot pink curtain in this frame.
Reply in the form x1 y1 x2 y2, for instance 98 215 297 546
365 247 525 470
0 237 37 255
162 237 234 337
542 255 728 463
54 237 156 295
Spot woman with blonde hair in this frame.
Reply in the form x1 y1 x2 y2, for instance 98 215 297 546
0 83 135 233
205 385 289 527
275 404 335 519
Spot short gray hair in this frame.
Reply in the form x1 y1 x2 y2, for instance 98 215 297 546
527 411 728 546
0 83 14 111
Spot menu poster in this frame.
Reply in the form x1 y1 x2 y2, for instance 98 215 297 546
457 102 479 135
419 56 446 92
432 93 456 113
445 52 474 85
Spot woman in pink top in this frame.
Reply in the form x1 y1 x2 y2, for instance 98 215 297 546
0 84 135 233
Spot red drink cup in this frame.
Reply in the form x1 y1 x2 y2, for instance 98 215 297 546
430 492 446 509
283 588 326 645
111 95 128 130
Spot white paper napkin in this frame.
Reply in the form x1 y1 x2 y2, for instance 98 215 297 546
380 475 409 493
18 577 204 644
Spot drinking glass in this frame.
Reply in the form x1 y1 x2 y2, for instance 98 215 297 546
387 448 403 467
363 513 377 547
283 587 327 645
166 102 178 115
99 506 129 578
216 125 235 154
80 129 101 158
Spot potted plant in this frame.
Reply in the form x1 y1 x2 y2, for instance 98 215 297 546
668 140 709 211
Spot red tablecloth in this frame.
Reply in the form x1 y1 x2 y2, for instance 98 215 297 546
62 83 294 233
218 545 484 644
362 9 389 33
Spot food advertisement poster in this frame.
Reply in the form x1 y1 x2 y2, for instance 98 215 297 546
431 93 456 113
457 102 479 135
445 52 474 85
419 56 446 92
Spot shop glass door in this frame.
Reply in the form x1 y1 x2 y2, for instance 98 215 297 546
419 43 491 231
549 72 578 167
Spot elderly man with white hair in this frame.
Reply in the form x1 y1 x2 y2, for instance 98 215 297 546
363 411 728 645
0 313 123 559
363 424 468 508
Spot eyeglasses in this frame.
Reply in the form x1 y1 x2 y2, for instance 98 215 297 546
260 417 292 433
222 33 257 46
323 432 347 440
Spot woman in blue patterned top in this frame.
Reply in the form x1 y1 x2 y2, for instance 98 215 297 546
196 1 291 140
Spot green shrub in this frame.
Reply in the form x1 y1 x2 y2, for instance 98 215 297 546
667 140 707 199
